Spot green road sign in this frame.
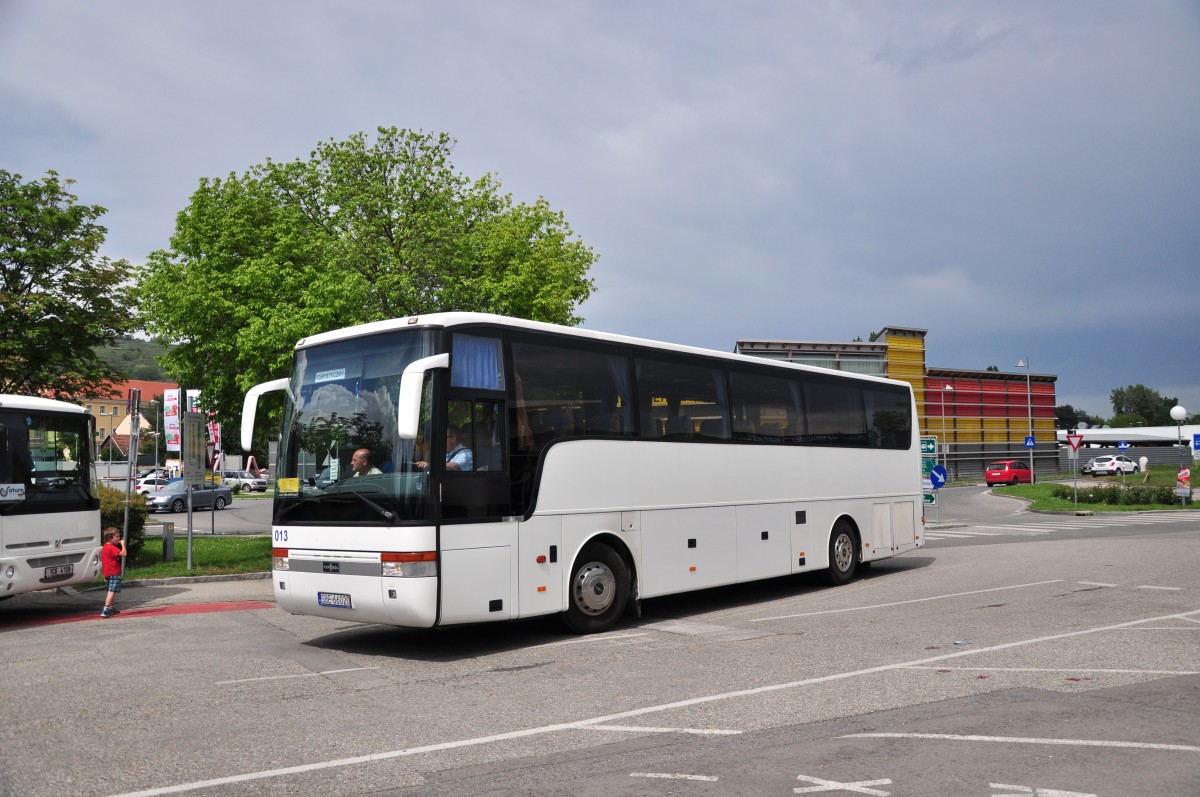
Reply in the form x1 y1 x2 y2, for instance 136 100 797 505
922 457 937 476
920 437 937 455
923 492 937 506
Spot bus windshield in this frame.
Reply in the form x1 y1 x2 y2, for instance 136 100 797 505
0 408 96 515
274 329 437 525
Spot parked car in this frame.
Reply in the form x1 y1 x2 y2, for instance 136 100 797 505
984 459 1033 487
1081 457 1099 475
1090 454 1138 477
145 480 233 513
219 469 268 492
134 475 173 495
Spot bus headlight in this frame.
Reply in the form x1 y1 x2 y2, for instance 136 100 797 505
4 565 13 579
381 551 437 578
272 548 289 571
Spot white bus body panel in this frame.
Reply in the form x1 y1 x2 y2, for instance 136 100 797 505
273 525 438 626
439 519 518 624
529 439 921 603
0 510 102 597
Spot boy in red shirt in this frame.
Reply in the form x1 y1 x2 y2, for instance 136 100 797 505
100 527 126 617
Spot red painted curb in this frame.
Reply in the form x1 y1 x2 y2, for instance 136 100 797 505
0 601 274 630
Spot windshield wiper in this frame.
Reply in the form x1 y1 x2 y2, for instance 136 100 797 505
327 490 395 521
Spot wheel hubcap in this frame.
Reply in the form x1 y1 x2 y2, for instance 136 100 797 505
833 533 853 572
572 561 615 616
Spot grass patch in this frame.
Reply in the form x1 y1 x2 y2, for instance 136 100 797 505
88 536 272 584
992 466 1193 512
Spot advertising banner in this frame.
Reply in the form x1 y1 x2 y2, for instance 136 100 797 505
164 388 181 452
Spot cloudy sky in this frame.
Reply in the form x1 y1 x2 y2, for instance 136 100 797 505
3 1 1198 419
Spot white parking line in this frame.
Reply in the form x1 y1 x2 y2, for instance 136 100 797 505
750 581 1062 622
903 666 1199 675
214 667 380 685
109 606 1200 797
631 772 719 781
591 724 741 735
842 732 1200 753
1137 585 1183 591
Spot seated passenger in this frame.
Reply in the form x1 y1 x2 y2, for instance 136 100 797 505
416 425 474 472
350 448 382 477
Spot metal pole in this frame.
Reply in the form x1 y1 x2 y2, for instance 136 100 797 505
1025 359 1034 483
940 388 947 470
1179 419 1186 508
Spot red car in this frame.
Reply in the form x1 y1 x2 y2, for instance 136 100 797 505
985 459 1033 486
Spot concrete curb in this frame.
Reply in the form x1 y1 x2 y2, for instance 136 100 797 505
72 571 270 593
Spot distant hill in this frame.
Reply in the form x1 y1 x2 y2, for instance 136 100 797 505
97 336 171 381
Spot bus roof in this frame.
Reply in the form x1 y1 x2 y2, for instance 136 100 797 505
295 312 908 388
0 394 90 414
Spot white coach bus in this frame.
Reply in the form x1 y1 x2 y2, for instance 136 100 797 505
242 313 923 633
0 395 102 599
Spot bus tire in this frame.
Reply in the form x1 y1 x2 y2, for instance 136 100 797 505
825 520 858 586
563 543 629 634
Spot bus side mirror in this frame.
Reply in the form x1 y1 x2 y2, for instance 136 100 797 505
241 378 292 451
398 354 449 440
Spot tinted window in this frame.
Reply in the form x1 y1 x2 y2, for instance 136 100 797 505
729 369 802 442
803 377 867 446
635 357 728 440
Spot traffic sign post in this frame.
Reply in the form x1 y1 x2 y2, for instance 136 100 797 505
1024 435 1035 449
1065 433 1085 510
929 465 948 490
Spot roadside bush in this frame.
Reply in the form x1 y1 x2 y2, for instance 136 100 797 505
1050 483 1177 506
99 485 148 558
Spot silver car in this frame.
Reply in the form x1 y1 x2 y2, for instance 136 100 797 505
146 480 233 513
219 469 268 492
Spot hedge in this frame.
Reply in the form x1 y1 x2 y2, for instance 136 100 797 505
1049 483 1180 506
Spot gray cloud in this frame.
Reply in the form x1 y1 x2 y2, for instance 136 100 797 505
2 0 1197 418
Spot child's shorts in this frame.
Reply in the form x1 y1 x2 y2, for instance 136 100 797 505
105 575 122 593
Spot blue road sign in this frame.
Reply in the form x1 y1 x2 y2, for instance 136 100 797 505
930 464 948 489
1024 435 1036 449
1194 433 1200 451
1118 441 1130 450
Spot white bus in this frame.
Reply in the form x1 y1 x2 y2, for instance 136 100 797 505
242 313 923 633
0 395 103 599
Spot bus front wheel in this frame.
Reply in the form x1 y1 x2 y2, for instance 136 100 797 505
563 543 629 634
825 520 859 586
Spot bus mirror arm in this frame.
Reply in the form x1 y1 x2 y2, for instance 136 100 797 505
398 354 450 440
241 378 292 451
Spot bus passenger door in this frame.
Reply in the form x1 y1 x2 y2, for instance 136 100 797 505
517 515 563 617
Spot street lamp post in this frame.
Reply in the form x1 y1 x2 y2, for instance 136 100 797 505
1170 405 1189 507
1015 358 1034 483
939 384 954 473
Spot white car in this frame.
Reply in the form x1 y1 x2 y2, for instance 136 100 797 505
1090 454 1137 476
134 476 173 495
219 469 268 492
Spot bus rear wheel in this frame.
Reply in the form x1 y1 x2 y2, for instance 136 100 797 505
824 520 858 586
563 543 629 634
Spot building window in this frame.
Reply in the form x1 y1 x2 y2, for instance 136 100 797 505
99 407 107 415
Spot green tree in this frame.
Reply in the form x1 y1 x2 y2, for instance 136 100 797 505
137 127 597 430
0 170 136 396
1055 404 1101 430
1110 384 1178 426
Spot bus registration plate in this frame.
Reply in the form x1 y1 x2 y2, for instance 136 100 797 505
317 592 352 609
43 564 73 580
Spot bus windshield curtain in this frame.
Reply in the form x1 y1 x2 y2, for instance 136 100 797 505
451 334 503 391
607 356 631 426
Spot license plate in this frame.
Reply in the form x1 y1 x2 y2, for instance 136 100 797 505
317 591 353 609
42 564 74 581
